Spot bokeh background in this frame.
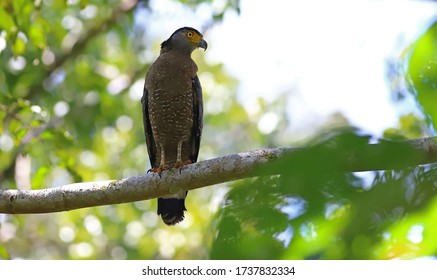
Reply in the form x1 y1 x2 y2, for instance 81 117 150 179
1 0 437 259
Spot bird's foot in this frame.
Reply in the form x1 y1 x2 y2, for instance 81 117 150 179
173 160 193 174
173 159 192 169
147 164 168 177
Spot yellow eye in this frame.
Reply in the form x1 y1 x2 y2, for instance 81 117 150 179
187 32 193 38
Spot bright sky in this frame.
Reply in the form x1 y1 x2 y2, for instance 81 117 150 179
142 0 437 139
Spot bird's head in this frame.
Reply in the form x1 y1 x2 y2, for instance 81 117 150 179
161 27 207 54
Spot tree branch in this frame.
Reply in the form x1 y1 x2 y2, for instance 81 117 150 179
1 136 437 214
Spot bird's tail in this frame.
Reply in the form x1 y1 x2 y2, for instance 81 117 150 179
157 196 187 225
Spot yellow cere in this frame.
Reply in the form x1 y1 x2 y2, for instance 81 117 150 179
186 31 202 44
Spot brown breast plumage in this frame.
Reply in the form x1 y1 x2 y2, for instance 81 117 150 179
145 51 198 166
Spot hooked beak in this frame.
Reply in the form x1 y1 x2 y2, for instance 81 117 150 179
199 39 208 51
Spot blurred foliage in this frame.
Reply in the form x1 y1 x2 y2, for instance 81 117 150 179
211 129 437 259
406 20 437 131
383 113 429 140
1 0 437 261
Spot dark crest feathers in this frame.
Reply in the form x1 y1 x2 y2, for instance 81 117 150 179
160 27 202 50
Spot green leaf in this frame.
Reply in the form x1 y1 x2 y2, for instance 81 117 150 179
0 244 10 259
407 21 437 130
31 166 50 189
12 0 33 30
28 23 47 49
80 0 89 8
376 196 437 259
12 35 26 56
0 7 16 33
